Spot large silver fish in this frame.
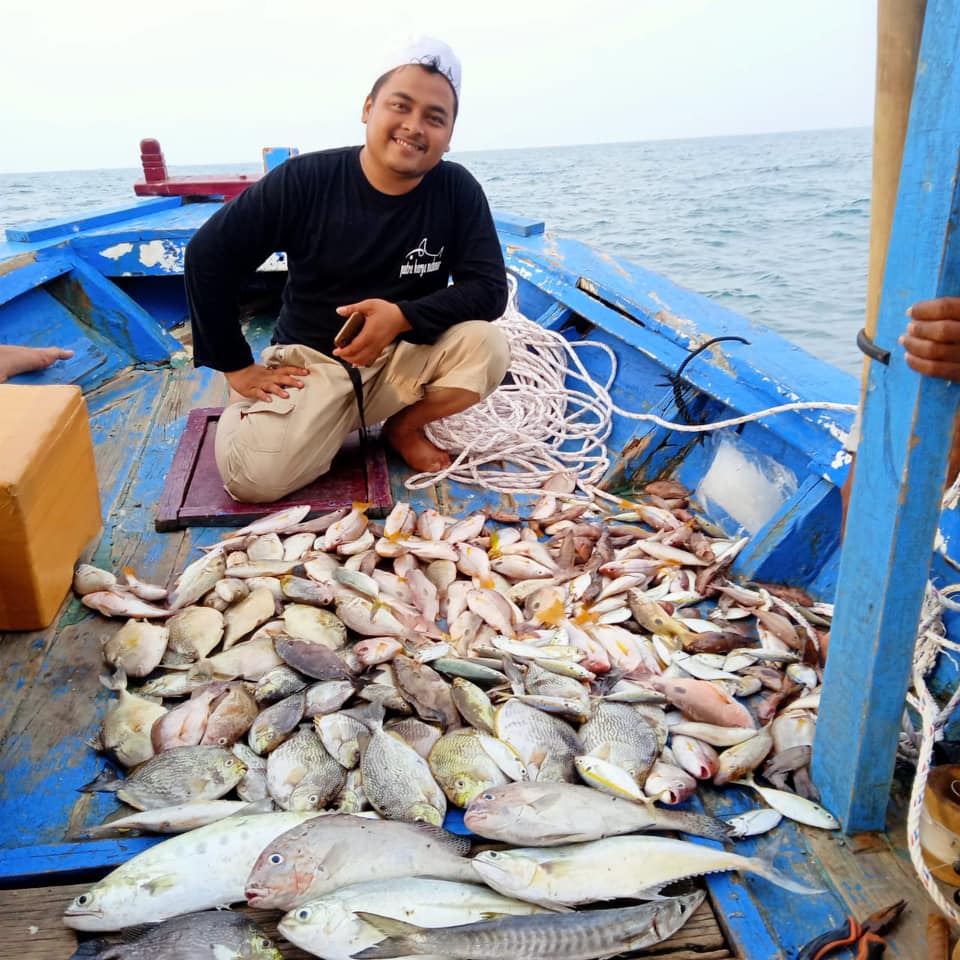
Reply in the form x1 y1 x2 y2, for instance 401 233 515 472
278 878 544 960
463 780 732 844
472 835 819 908
70 910 282 959
244 814 475 910
352 893 703 960
63 811 318 929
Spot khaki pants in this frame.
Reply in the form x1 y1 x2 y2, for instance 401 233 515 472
215 321 510 503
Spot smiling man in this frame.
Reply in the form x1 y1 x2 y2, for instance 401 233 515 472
186 37 509 503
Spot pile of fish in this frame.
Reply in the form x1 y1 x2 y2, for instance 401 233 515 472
64 482 837 958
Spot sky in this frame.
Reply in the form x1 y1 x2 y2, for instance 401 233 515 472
1 0 877 174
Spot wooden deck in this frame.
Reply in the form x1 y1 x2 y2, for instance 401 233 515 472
0 883 732 960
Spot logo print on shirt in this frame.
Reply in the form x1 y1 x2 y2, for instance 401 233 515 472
400 238 444 277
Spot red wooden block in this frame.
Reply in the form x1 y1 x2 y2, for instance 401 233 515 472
156 408 392 531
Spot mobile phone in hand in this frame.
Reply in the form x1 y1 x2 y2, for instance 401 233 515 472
335 311 365 347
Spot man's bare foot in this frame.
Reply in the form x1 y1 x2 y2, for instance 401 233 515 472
0 345 74 383
384 416 452 473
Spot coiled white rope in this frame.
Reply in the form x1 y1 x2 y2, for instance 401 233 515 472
407 273 857 495
903 580 960 924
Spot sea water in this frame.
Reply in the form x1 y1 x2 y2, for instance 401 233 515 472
0 127 870 375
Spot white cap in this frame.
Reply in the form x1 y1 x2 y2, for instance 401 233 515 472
378 35 462 101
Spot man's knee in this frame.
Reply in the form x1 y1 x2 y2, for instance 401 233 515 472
221 469 300 505
215 408 330 504
441 321 511 397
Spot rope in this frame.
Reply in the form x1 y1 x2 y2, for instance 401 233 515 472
904 581 960 924
407 274 856 495
901 471 960 922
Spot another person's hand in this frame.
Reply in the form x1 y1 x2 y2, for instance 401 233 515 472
900 297 960 382
225 363 309 402
333 300 412 367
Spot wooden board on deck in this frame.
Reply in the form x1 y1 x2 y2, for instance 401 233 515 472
155 407 392 531
0 882 731 960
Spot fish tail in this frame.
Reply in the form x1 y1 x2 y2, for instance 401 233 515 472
99 665 128 693
78 767 121 794
187 659 215 683
748 852 823 895
654 809 735 842
352 913 425 958
360 701 386 732
67 938 111 959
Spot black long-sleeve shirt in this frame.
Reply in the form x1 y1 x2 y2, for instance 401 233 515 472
185 146 508 371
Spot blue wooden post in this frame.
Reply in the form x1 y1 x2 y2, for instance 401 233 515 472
812 0 960 831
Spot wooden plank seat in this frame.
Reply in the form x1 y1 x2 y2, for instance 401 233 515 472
155 408 392 530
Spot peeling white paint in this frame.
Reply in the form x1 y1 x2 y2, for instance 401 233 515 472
831 446 853 470
139 239 185 273
822 419 849 445
100 242 134 260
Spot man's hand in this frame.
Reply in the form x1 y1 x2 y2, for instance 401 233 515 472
333 300 412 367
225 363 309 402
900 297 960 382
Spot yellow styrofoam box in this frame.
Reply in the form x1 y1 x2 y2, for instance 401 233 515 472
0 385 102 630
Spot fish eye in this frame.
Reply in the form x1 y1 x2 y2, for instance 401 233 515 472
482 793 494 800
269 853 284 865
308 794 319 804
487 851 499 859
218 736 229 746
296 909 310 920
75 894 89 906
261 938 273 948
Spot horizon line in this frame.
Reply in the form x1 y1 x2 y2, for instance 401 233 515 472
0 124 872 177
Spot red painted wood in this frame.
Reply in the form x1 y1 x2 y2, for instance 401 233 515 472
155 405 208 531
135 137 260 199
139 138 168 183
133 176 260 199
156 408 392 530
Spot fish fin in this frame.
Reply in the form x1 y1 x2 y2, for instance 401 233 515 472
500 654 526 695
352 913 423 958
78 768 121 794
67 940 111 959
121 566 137 584
160 650 193 667
747 850 823 895
187 660 216 683
118 922 159 943
355 912 423 938
142 874 179 895
359 700 387 731
99 666 128 693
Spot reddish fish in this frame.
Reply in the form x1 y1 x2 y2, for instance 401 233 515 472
648 676 755 729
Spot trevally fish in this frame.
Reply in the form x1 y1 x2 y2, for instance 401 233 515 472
472 835 820 908
463 780 731 844
244 814 475 910
63 811 318 930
